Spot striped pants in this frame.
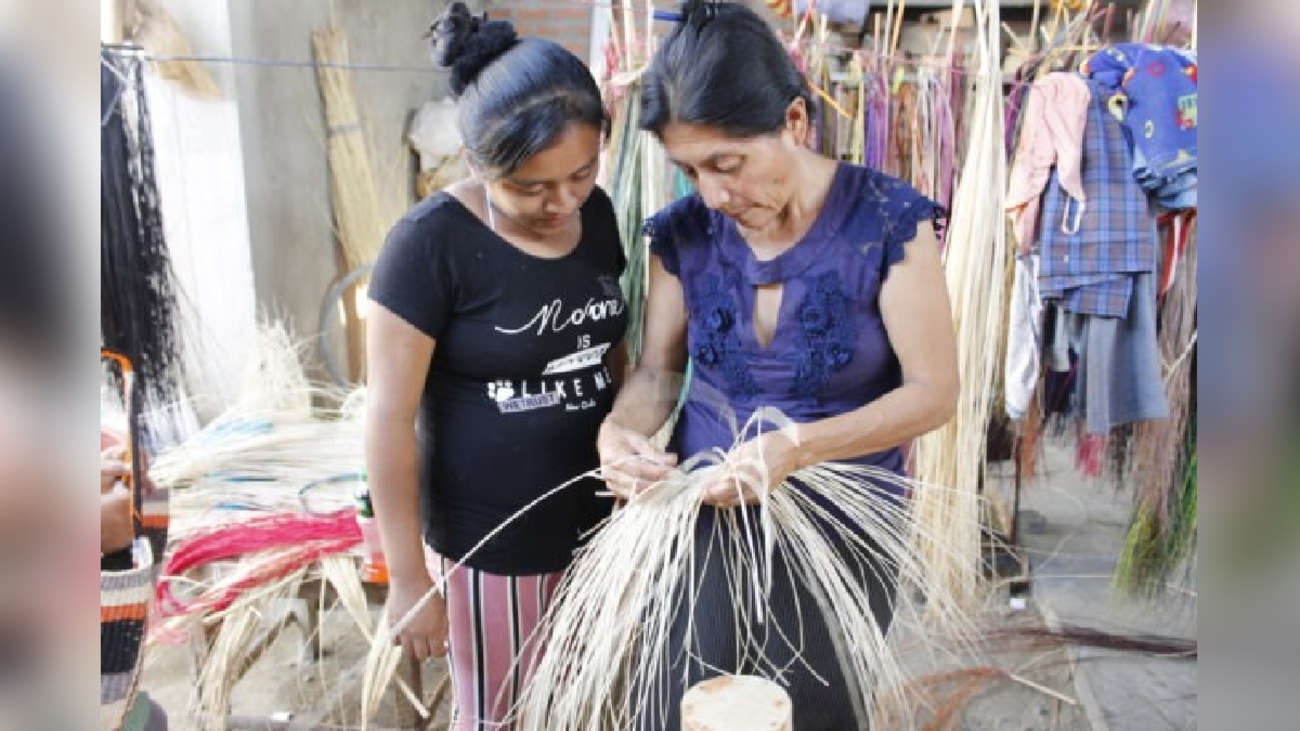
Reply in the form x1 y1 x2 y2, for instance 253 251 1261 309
431 555 565 731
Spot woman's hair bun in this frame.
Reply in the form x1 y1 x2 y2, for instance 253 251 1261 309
428 2 519 96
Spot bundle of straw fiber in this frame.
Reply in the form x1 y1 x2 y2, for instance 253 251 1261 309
367 409 980 729
909 0 1008 609
154 509 361 628
186 567 306 731
603 76 671 364
150 322 363 492
605 85 648 360
155 321 363 549
312 25 388 271
124 0 221 99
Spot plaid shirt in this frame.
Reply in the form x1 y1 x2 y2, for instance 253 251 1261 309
1038 79 1156 317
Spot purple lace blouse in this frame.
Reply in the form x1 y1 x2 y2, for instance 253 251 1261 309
645 163 939 479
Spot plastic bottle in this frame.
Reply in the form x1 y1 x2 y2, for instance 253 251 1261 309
354 485 389 584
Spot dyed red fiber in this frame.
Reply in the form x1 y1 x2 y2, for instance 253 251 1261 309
156 509 362 619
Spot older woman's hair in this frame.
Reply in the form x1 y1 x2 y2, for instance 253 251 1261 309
640 0 815 138
429 1 608 175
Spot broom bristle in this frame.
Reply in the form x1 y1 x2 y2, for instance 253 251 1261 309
126 0 223 99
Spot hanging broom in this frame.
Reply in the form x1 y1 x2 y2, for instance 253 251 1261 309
1116 217 1197 593
312 24 393 382
124 0 222 99
312 25 388 271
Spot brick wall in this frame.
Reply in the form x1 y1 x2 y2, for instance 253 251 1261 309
481 0 793 70
488 0 593 59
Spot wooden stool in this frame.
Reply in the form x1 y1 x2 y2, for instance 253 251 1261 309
681 674 793 731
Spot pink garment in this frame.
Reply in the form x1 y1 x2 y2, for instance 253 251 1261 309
429 551 564 730
1006 73 1091 254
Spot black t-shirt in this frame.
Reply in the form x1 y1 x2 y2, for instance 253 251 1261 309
368 188 628 574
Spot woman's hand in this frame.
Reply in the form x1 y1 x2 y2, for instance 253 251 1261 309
385 573 448 661
597 419 678 499
700 430 802 507
100 444 157 496
100 484 134 554
100 446 130 494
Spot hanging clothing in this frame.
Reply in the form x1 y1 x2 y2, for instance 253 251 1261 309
1004 252 1043 420
1038 80 1157 318
1083 43 1198 211
1083 44 1197 183
1072 271 1169 434
1003 73 1090 419
1135 145 1198 209
1006 73 1091 256
1046 302 1072 374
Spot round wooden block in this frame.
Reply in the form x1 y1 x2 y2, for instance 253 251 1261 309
681 674 793 731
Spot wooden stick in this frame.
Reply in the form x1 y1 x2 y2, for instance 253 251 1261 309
1005 671 1079 706
1003 22 1028 52
102 0 125 44
883 0 895 57
945 0 964 65
1030 0 1042 52
809 76 854 119
1081 0 1096 55
1153 0 1170 43
890 0 908 58
643 0 653 67
621 0 635 71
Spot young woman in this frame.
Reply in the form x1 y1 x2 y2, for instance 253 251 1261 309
596 2 959 728
365 5 627 727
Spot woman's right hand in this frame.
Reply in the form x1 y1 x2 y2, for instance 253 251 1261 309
385 573 448 661
597 419 678 498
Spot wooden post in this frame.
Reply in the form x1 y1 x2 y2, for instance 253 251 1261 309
101 0 125 44
681 675 792 731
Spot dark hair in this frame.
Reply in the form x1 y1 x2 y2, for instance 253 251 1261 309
428 2 607 176
640 0 815 138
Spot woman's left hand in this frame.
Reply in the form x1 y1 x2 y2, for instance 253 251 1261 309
699 430 802 507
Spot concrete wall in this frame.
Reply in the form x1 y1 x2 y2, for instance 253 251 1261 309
226 0 443 383
151 0 609 391
149 0 257 414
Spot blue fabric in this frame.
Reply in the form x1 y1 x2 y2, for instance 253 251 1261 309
1038 81 1157 317
1134 145 1198 210
644 164 938 481
1072 271 1169 433
1084 44 1198 186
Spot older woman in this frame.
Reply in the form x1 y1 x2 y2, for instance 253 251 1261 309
595 2 958 728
